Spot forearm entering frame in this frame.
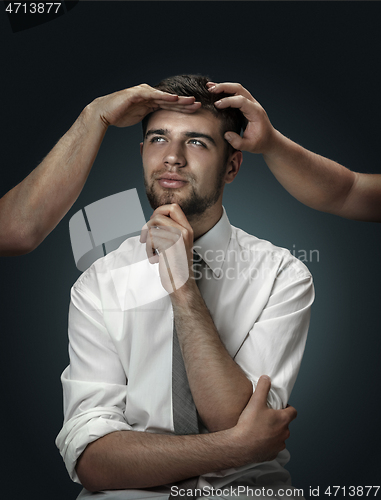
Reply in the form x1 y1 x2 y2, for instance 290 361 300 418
76 428 240 492
0 103 107 256
75 376 296 493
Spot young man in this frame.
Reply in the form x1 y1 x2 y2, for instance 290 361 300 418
56 75 314 499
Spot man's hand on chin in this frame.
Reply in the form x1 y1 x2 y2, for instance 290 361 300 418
140 204 196 294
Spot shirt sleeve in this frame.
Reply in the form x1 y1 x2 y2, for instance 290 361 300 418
234 260 315 410
55 271 132 484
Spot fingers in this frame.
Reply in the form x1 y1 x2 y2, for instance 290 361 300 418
141 224 181 264
151 204 193 236
140 208 186 258
153 94 201 113
207 81 256 102
148 87 196 106
224 131 243 150
136 85 199 109
156 101 202 114
214 95 257 116
251 375 271 408
141 205 192 246
151 91 179 102
140 221 181 245
283 405 298 424
152 95 197 105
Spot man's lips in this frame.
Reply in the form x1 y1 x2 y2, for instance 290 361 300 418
157 176 188 189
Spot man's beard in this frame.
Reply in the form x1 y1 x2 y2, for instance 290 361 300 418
144 169 225 219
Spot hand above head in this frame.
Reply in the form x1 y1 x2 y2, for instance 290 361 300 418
207 83 381 222
140 204 195 293
92 84 202 129
207 81 276 155
0 85 198 256
232 375 297 463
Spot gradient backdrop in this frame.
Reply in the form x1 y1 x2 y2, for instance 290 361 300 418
0 2 380 499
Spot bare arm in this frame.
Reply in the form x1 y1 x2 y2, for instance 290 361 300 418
0 85 200 256
208 82 381 223
262 132 381 221
0 105 106 256
142 204 252 432
76 376 296 492
171 285 252 432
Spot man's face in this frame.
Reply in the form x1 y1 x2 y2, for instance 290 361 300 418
141 109 230 218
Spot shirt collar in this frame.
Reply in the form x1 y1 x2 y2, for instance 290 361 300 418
192 206 232 278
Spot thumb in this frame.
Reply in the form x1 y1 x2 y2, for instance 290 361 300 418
224 131 243 150
251 375 271 408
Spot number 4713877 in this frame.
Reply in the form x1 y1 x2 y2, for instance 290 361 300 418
5 3 62 14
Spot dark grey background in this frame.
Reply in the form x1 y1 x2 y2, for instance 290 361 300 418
0 2 380 499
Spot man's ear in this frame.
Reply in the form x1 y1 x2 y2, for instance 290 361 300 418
225 150 243 184
140 142 143 156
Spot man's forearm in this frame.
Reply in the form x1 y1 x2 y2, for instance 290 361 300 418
171 284 252 432
76 376 294 493
76 427 246 493
262 130 356 215
0 102 107 256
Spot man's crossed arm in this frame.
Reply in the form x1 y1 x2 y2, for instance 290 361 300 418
76 375 296 492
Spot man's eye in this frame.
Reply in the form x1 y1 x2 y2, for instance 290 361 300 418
189 139 206 147
150 136 166 143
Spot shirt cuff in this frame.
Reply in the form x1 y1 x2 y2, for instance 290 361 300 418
56 409 132 483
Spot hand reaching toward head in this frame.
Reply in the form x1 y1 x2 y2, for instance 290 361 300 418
92 84 202 129
207 81 276 155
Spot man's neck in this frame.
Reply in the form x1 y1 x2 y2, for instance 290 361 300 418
189 203 223 241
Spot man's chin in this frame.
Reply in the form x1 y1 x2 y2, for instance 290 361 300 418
145 184 220 218
147 189 184 210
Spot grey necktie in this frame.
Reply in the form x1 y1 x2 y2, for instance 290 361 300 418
172 324 199 435
170 252 202 497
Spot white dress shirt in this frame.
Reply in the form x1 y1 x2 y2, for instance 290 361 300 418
56 208 314 498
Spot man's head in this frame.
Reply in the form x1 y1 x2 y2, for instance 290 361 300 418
141 75 246 222
142 75 247 149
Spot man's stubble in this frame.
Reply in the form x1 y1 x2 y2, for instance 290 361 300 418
143 166 226 221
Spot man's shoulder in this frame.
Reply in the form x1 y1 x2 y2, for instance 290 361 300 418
230 224 312 280
72 235 143 292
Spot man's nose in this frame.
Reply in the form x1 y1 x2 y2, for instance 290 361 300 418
163 143 186 169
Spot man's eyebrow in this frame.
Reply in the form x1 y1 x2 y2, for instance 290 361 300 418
184 131 216 146
145 129 169 139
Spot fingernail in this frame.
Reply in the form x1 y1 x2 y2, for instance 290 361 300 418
208 85 216 91
215 100 222 106
261 375 271 382
225 133 233 141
